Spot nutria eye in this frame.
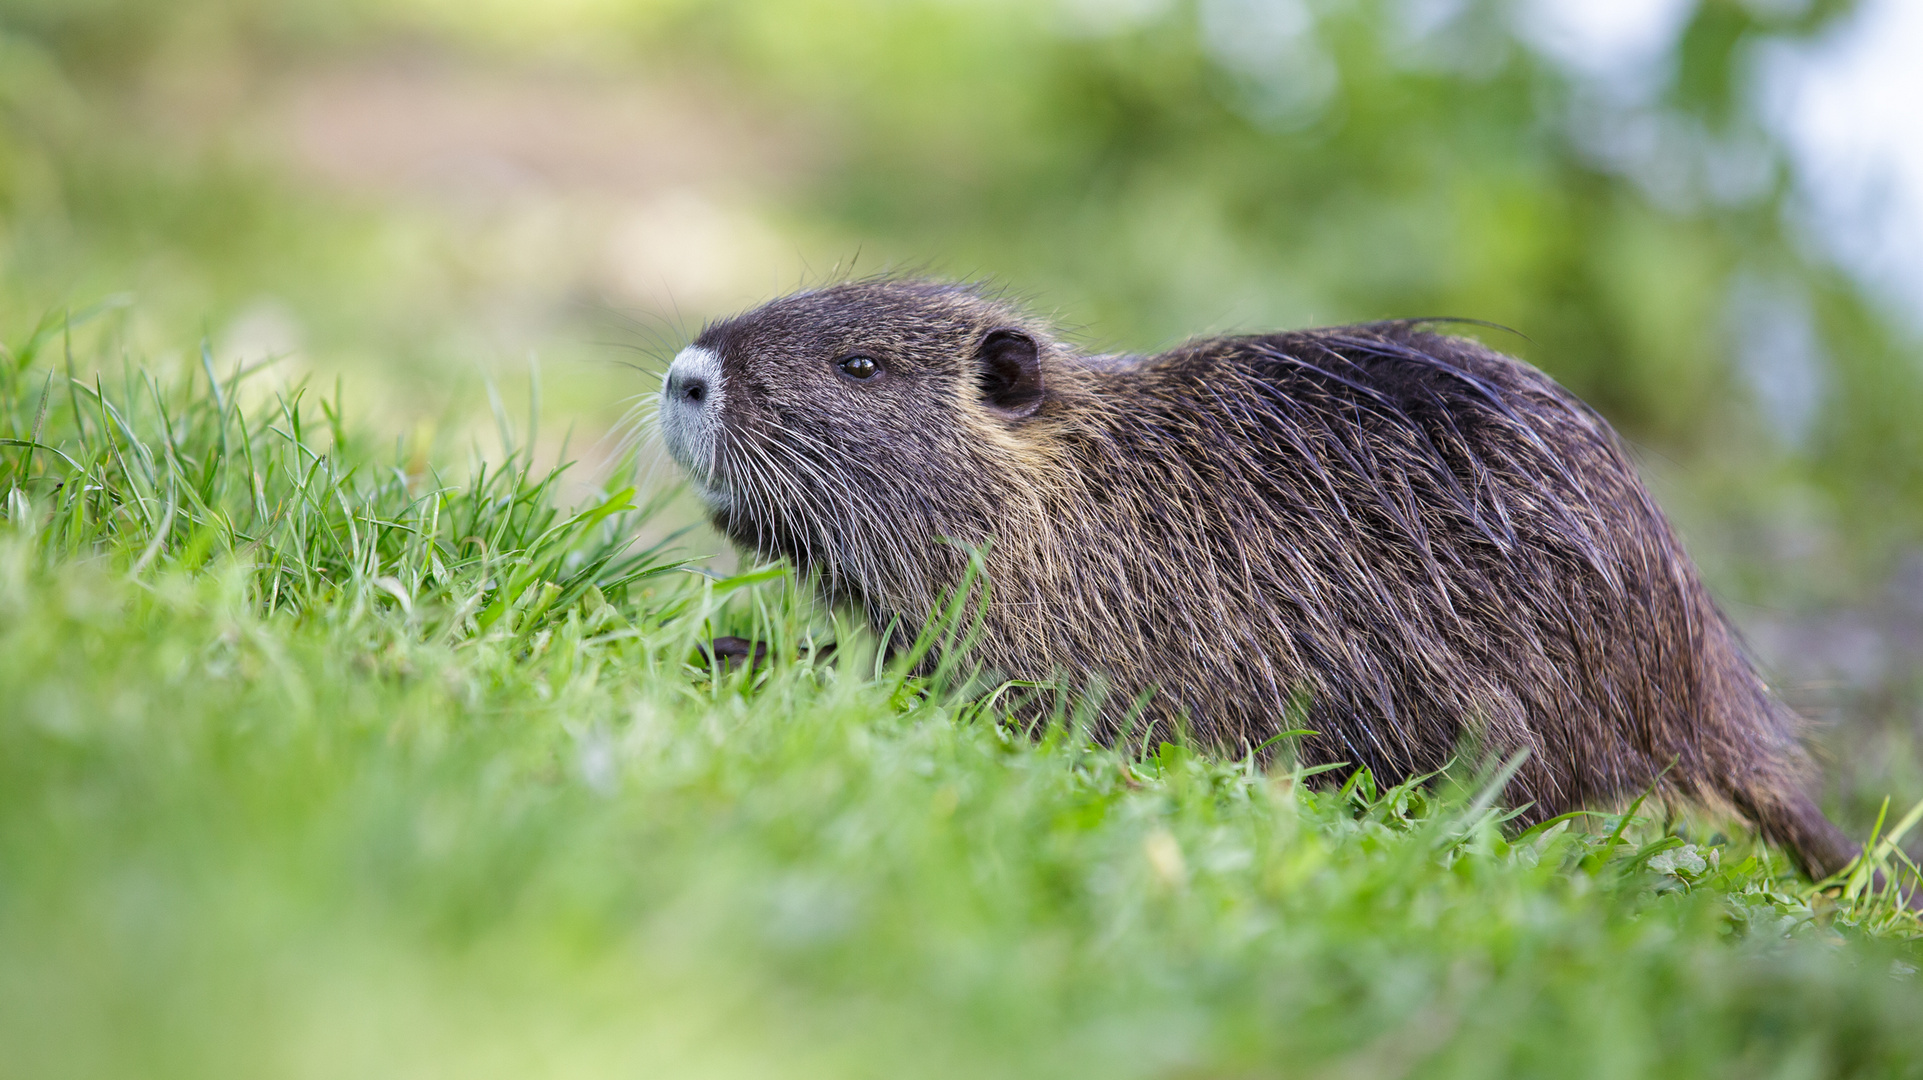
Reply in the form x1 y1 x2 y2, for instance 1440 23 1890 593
837 355 880 381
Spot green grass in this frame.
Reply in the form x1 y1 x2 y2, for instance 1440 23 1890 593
3 313 1923 1080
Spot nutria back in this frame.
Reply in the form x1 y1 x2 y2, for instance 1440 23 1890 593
656 279 1857 879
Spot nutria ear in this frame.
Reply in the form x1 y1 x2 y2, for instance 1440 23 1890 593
975 329 1045 418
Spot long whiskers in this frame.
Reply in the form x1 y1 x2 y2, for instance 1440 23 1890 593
748 427 878 597
606 394 685 501
751 419 911 604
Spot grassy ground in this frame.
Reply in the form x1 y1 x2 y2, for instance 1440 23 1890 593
3 314 1923 1080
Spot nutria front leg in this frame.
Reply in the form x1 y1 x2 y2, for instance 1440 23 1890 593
696 637 837 672
698 636 767 671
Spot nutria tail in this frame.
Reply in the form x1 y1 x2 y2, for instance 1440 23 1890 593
1731 781 1858 882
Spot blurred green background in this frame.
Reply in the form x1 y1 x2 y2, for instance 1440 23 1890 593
2 0 1919 825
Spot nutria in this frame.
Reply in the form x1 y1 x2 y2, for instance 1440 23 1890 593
656 278 1858 880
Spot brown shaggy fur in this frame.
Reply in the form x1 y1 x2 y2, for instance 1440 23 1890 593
656 279 1857 879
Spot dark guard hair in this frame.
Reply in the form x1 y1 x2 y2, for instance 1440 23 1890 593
656 279 1857 879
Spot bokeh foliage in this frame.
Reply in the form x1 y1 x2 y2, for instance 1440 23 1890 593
4 1 1920 511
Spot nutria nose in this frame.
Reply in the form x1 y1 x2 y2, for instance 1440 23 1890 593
663 345 723 419
673 372 708 405
659 345 725 476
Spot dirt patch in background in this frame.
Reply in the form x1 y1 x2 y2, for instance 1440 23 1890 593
259 49 827 317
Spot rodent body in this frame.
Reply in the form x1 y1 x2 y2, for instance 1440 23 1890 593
658 279 1856 878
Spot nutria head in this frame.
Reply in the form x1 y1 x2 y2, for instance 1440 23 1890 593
658 280 1072 615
